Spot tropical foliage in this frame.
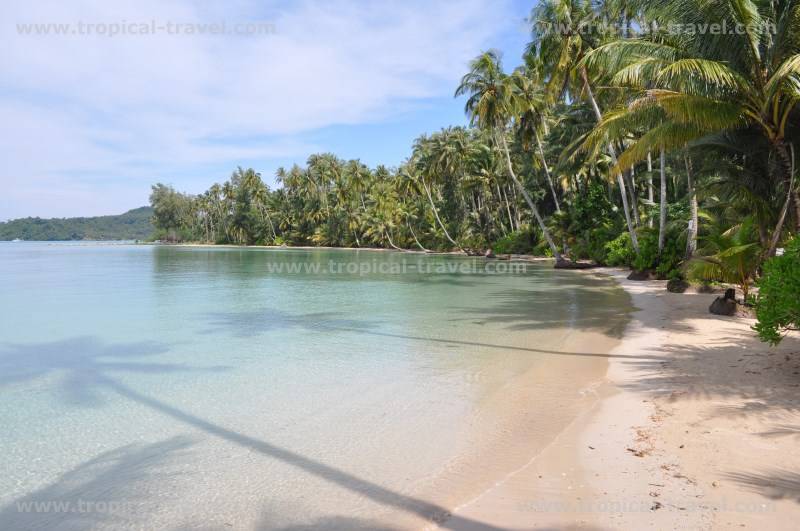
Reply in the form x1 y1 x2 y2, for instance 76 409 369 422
755 236 800 345
151 0 800 340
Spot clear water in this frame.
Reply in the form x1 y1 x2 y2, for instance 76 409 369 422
0 243 630 530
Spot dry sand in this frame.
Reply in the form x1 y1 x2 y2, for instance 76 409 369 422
444 269 800 530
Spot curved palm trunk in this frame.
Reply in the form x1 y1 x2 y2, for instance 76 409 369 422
647 152 654 228
261 206 278 241
769 142 797 256
685 153 698 259
582 67 640 254
384 229 405 252
534 132 561 212
658 147 668 254
497 133 563 262
407 219 431 252
421 179 463 251
499 183 514 234
626 167 638 227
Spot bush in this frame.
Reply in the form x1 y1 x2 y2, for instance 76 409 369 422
567 225 617 263
604 232 634 266
754 237 800 345
493 228 538 255
629 228 684 278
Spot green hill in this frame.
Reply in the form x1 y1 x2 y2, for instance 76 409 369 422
0 207 154 241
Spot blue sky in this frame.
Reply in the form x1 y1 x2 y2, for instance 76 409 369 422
1 0 535 219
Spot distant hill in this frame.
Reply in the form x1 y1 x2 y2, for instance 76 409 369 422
0 207 154 241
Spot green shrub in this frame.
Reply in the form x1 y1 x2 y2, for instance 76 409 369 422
604 232 634 266
631 229 684 278
493 228 538 255
568 225 618 263
754 237 800 345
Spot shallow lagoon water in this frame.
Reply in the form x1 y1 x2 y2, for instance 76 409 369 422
0 243 630 529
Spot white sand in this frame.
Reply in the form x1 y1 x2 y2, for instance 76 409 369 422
445 269 800 530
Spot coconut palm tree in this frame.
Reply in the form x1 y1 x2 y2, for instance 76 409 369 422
529 0 642 253
582 0 800 255
455 50 565 262
507 68 562 212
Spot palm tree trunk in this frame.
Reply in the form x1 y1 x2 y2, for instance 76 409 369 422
769 142 797 256
581 67 640 254
535 131 561 212
647 152 654 228
658 147 668 254
261 206 278 241
685 153 698 259
421 179 462 251
407 219 430 252
509 185 522 229
497 133 563 262
384 229 405 252
500 183 514 234
626 167 638 228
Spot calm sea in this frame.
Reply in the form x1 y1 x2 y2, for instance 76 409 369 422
0 243 630 529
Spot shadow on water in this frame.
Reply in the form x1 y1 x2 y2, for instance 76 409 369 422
202 307 652 360
0 337 227 406
204 309 376 338
1 337 505 530
0 436 194 530
455 286 632 338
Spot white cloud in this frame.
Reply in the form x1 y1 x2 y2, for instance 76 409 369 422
0 0 513 218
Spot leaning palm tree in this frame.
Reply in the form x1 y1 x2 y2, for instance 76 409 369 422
409 137 464 251
455 50 565 262
528 0 642 254
582 0 800 256
507 68 562 212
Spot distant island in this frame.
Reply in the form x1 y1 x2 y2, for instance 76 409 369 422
0 207 154 241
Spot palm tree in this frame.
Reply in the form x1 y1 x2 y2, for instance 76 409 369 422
583 0 800 255
455 50 564 262
410 135 463 250
688 216 762 301
529 0 642 253
507 68 562 212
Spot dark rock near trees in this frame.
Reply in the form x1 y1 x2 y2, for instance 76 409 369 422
554 260 596 270
667 278 690 293
697 283 716 294
627 270 656 281
709 289 738 316
723 288 736 300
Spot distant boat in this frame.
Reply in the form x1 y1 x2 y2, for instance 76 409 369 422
11 238 23 242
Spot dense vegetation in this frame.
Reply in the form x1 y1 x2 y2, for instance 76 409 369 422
0 207 153 241
151 1 799 340
755 236 800 344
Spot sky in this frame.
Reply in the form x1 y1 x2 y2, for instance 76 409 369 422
1 0 535 219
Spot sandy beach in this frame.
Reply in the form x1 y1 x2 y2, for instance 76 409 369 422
445 269 800 530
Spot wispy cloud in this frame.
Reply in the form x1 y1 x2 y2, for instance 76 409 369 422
1 0 513 218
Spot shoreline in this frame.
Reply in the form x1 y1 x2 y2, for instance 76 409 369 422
445 268 800 529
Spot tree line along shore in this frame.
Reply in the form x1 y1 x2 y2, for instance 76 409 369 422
145 0 798 345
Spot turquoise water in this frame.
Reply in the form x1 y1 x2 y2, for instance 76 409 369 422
0 243 630 529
